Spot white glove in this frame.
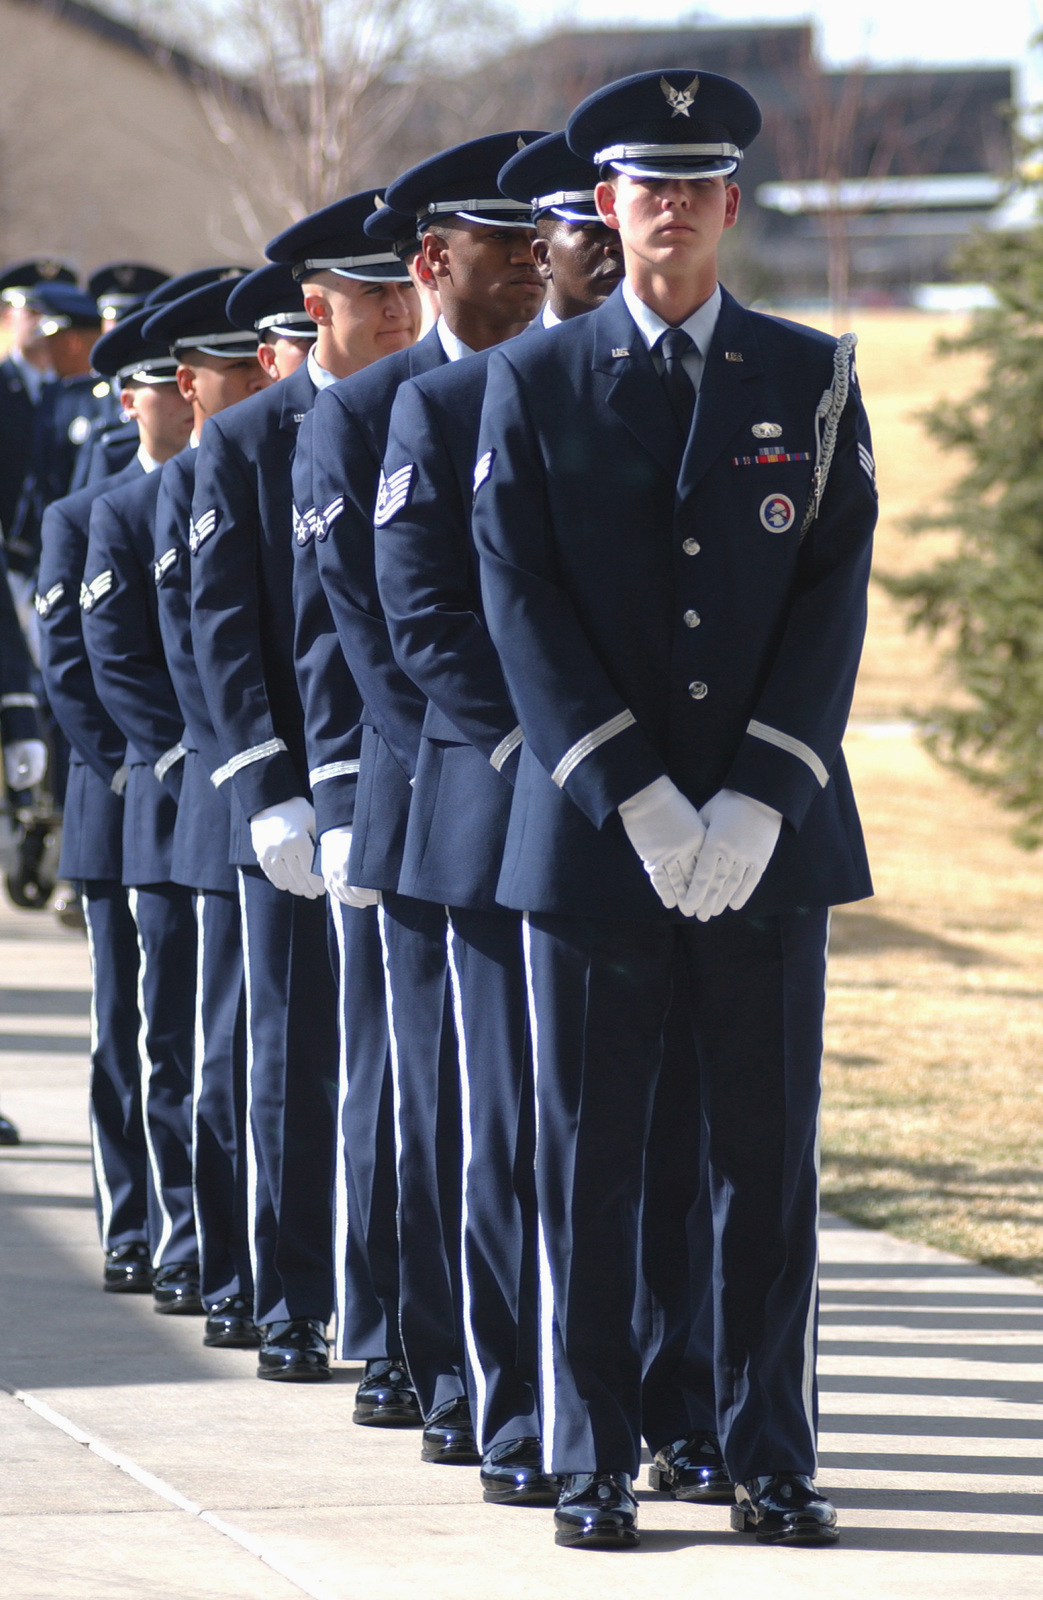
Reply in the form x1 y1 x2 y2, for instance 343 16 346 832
249 796 325 898
681 788 782 922
319 827 379 908
4 739 47 790
618 775 707 910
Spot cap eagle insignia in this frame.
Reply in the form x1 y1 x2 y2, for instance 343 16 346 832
660 75 699 117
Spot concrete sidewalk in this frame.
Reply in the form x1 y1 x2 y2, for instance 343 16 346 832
1 897 1042 1599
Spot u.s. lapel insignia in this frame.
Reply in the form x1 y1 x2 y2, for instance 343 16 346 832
660 75 699 117
752 422 782 438
611 347 629 359
725 351 744 363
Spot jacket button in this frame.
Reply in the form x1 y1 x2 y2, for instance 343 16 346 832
683 609 701 628
688 680 708 700
682 538 701 555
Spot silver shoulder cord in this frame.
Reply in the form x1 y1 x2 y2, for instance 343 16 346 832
799 331 857 540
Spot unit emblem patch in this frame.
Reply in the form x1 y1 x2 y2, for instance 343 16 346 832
759 493 796 534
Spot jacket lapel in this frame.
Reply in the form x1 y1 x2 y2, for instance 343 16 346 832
593 289 680 478
277 362 316 436
676 289 763 502
408 325 448 377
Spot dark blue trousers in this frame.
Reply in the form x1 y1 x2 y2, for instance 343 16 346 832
524 907 829 1483
636 953 716 1454
193 888 251 1310
238 866 338 1326
82 880 149 1250
446 906 540 1451
328 899 401 1360
378 891 465 1418
127 883 198 1269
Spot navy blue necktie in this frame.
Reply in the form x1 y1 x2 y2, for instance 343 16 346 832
659 327 696 437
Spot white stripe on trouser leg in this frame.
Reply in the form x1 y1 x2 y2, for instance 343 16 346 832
801 908 831 1474
237 872 260 1302
521 913 557 1475
331 901 351 1361
190 893 207 1288
83 898 114 1249
127 888 174 1268
376 904 407 1366
445 912 486 1452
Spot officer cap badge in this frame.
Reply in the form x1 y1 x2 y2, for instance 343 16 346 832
660 75 699 118
752 422 782 438
39 260 61 280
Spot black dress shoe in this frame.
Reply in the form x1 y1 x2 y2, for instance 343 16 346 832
203 1294 262 1347
152 1262 204 1314
648 1430 733 1502
353 1358 422 1426
103 1241 153 1293
554 1472 639 1549
0 1112 20 1146
480 1437 560 1505
257 1317 330 1381
420 1396 481 1464
731 1473 839 1545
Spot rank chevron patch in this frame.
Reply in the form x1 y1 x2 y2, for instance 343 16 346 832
79 571 114 611
153 548 178 584
318 496 344 540
188 507 218 553
34 582 64 618
858 442 876 485
473 449 495 498
373 464 415 528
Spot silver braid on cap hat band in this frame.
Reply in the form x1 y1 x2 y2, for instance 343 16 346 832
593 141 741 164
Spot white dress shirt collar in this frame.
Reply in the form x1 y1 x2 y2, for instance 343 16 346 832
307 346 338 390
542 302 562 328
621 279 722 359
436 316 475 363
136 442 160 473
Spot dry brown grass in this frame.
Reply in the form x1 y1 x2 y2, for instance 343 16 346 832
772 311 1043 1278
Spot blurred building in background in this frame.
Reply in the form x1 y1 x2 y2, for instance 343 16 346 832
0 2 1015 302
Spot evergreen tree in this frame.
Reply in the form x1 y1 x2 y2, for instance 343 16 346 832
883 220 1043 845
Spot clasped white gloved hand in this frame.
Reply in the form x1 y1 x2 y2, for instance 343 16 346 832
249 796 325 898
4 739 47 791
681 787 782 922
618 775 707 910
319 826 379 908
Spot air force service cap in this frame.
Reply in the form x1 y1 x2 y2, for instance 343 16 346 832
266 189 410 283
143 266 251 309
90 307 179 385
363 201 424 259
497 130 599 222
25 281 102 333
88 262 170 320
141 278 259 359
567 69 760 181
386 131 548 233
226 263 317 340
0 258 77 307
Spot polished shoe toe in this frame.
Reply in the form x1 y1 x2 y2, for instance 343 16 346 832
554 1472 639 1549
353 1358 422 1427
732 1472 839 1545
257 1317 330 1381
648 1429 733 1503
103 1241 153 1294
152 1261 204 1314
204 1294 262 1347
480 1437 560 1505
421 1396 481 1464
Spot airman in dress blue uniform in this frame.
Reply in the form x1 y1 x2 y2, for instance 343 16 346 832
258 211 419 1419
37 305 192 1295
80 301 227 1316
298 133 546 1468
470 69 876 1549
187 200 414 1383
143 276 272 1349
0 259 75 541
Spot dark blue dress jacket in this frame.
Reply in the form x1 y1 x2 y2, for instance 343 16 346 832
471 285 876 920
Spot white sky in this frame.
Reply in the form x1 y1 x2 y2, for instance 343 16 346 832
520 0 1042 95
